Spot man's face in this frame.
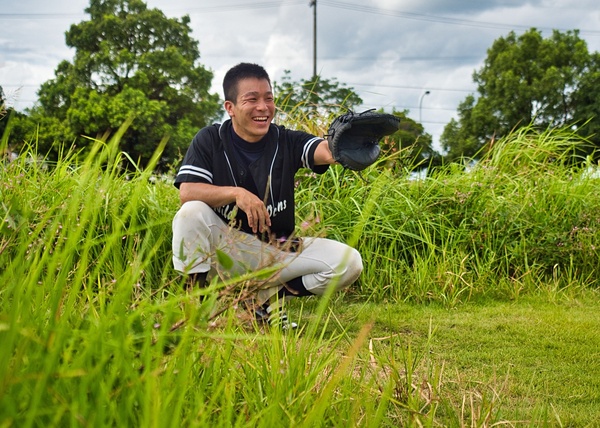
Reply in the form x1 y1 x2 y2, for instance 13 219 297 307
224 77 275 142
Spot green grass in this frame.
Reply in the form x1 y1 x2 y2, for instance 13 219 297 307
1 123 600 426
310 293 600 426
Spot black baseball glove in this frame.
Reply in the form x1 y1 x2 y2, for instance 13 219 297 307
326 110 401 171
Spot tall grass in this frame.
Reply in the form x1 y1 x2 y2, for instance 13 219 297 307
296 125 600 304
0 125 423 426
1 122 599 426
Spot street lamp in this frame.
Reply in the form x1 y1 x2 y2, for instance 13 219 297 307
419 90 430 124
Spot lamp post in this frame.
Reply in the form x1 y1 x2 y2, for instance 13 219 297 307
419 90 430 124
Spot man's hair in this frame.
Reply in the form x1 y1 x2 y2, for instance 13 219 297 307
223 63 272 103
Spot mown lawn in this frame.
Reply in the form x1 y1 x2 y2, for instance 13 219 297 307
291 291 600 426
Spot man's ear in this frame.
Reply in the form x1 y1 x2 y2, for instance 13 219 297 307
224 100 235 117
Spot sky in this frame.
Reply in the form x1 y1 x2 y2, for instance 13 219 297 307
1 0 600 151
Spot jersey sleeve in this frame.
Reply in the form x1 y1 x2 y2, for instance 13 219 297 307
174 126 216 188
286 129 330 175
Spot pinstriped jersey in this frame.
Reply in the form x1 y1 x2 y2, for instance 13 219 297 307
175 119 328 241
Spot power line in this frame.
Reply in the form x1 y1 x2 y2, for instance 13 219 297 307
199 52 482 62
173 1 305 13
0 1 306 20
347 82 476 93
323 55 482 62
0 13 84 20
318 0 600 36
1 84 40 88
3 1 600 38
2 0 599 41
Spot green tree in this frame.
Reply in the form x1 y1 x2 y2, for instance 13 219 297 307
441 95 494 161
22 0 221 169
1 87 31 153
380 110 440 171
0 86 6 147
441 28 598 162
274 71 363 124
572 52 600 149
0 85 5 126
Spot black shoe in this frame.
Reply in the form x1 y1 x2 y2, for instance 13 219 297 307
239 299 270 323
189 272 208 288
254 304 269 323
186 272 209 302
265 304 298 330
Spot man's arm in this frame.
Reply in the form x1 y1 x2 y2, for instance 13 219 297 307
313 139 336 165
179 182 238 206
179 182 271 233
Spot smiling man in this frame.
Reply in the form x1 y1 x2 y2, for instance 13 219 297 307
172 62 363 329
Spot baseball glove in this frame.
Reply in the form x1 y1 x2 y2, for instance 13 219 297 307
326 109 401 171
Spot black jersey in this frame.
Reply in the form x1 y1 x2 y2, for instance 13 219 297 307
175 119 329 241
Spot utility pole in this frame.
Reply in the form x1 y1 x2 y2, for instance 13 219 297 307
310 0 317 78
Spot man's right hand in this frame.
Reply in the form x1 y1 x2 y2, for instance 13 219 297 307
179 182 271 234
234 188 271 234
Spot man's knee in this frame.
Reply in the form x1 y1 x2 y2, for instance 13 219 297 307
302 246 363 296
173 200 214 226
344 247 363 286
172 201 216 274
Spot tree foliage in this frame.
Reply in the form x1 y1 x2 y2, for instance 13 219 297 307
19 0 221 169
1 86 31 152
273 71 363 123
0 86 6 145
441 28 599 162
379 110 440 171
571 52 600 146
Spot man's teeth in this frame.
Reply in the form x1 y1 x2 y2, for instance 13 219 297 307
254 117 268 121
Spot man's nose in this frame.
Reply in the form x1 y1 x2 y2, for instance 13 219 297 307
256 100 267 110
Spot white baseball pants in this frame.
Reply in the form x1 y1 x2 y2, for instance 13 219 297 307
172 201 363 303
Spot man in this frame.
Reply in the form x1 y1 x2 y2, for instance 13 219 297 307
172 63 362 329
